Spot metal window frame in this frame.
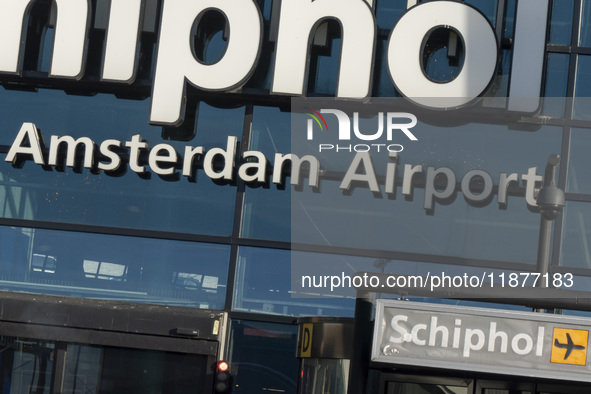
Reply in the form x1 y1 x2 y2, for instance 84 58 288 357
1 0 591 355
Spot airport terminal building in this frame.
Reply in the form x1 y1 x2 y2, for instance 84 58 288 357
0 0 591 393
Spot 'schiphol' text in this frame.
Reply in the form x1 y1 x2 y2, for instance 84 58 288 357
0 0 548 125
388 314 545 358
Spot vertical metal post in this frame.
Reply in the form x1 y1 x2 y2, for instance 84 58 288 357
51 342 67 393
533 154 565 311
536 217 552 285
347 291 375 394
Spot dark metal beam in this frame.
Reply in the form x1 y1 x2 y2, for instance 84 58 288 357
0 290 225 340
353 272 591 312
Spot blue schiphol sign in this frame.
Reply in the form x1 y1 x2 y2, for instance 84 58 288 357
373 300 591 383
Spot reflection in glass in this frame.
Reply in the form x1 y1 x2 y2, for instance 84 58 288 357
560 201 591 270
422 28 464 83
0 93 242 236
544 53 569 97
0 226 230 309
574 56 591 120
290 100 561 261
0 337 53 394
466 0 498 27
0 336 211 394
387 381 468 394
375 0 406 30
502 0 516 40
63 344 207 394
242 184 290 241
482 49 511 105
233 247 356 317
228 320 298 394
374 39 399 97
233 247 532 316
242 106 291 241
38 27 54 72
63 345 101 394
477 379 534 393
567 128 591 194
291 102 561 175
307 22 341 95
0 89 157 146
543 54 569 117
580 0 591 47
549 0 574 45
192 11 228 64
299 359 350 394
290 176 544 263
243 0 275 91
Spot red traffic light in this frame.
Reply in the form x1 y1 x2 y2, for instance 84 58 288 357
217 361 229 373
214 361 232 393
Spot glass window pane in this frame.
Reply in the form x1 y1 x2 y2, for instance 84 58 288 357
482 49 511 104
290 104 562 262
547 274 591 294
374 38 399 97
545 53 570 97
0 89 155 146
205 31 226 63
422 28 465 83
0 163 237 236
477 380 534 393
192 12 228 64
549 0 574 45
376 0 406 31
574 56 591 120
543 53 569 117
241 185 290 241
248 106 291 159
0 337 54 394
538 383 591 394
233 247 524 316
38 27 54 72
64 344 208 394
580 0 591 47
465 0 498 27
560 201 591 270
292 104 562 175
244 40 275 91
300 359 350 394
502 0 516 41
244 0 275 91
388 381 468 394
242 106 291 241
308 24 341 95
567 128 591 193
233 247 358 317
0 225 230 308
292 179 543 262
228 320 298 394
0 90 243 236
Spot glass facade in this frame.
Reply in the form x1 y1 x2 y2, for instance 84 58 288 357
0 336 209 394
0 225 230 308
0 0 591 393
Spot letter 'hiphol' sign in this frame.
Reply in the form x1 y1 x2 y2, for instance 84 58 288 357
0 0 547 126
